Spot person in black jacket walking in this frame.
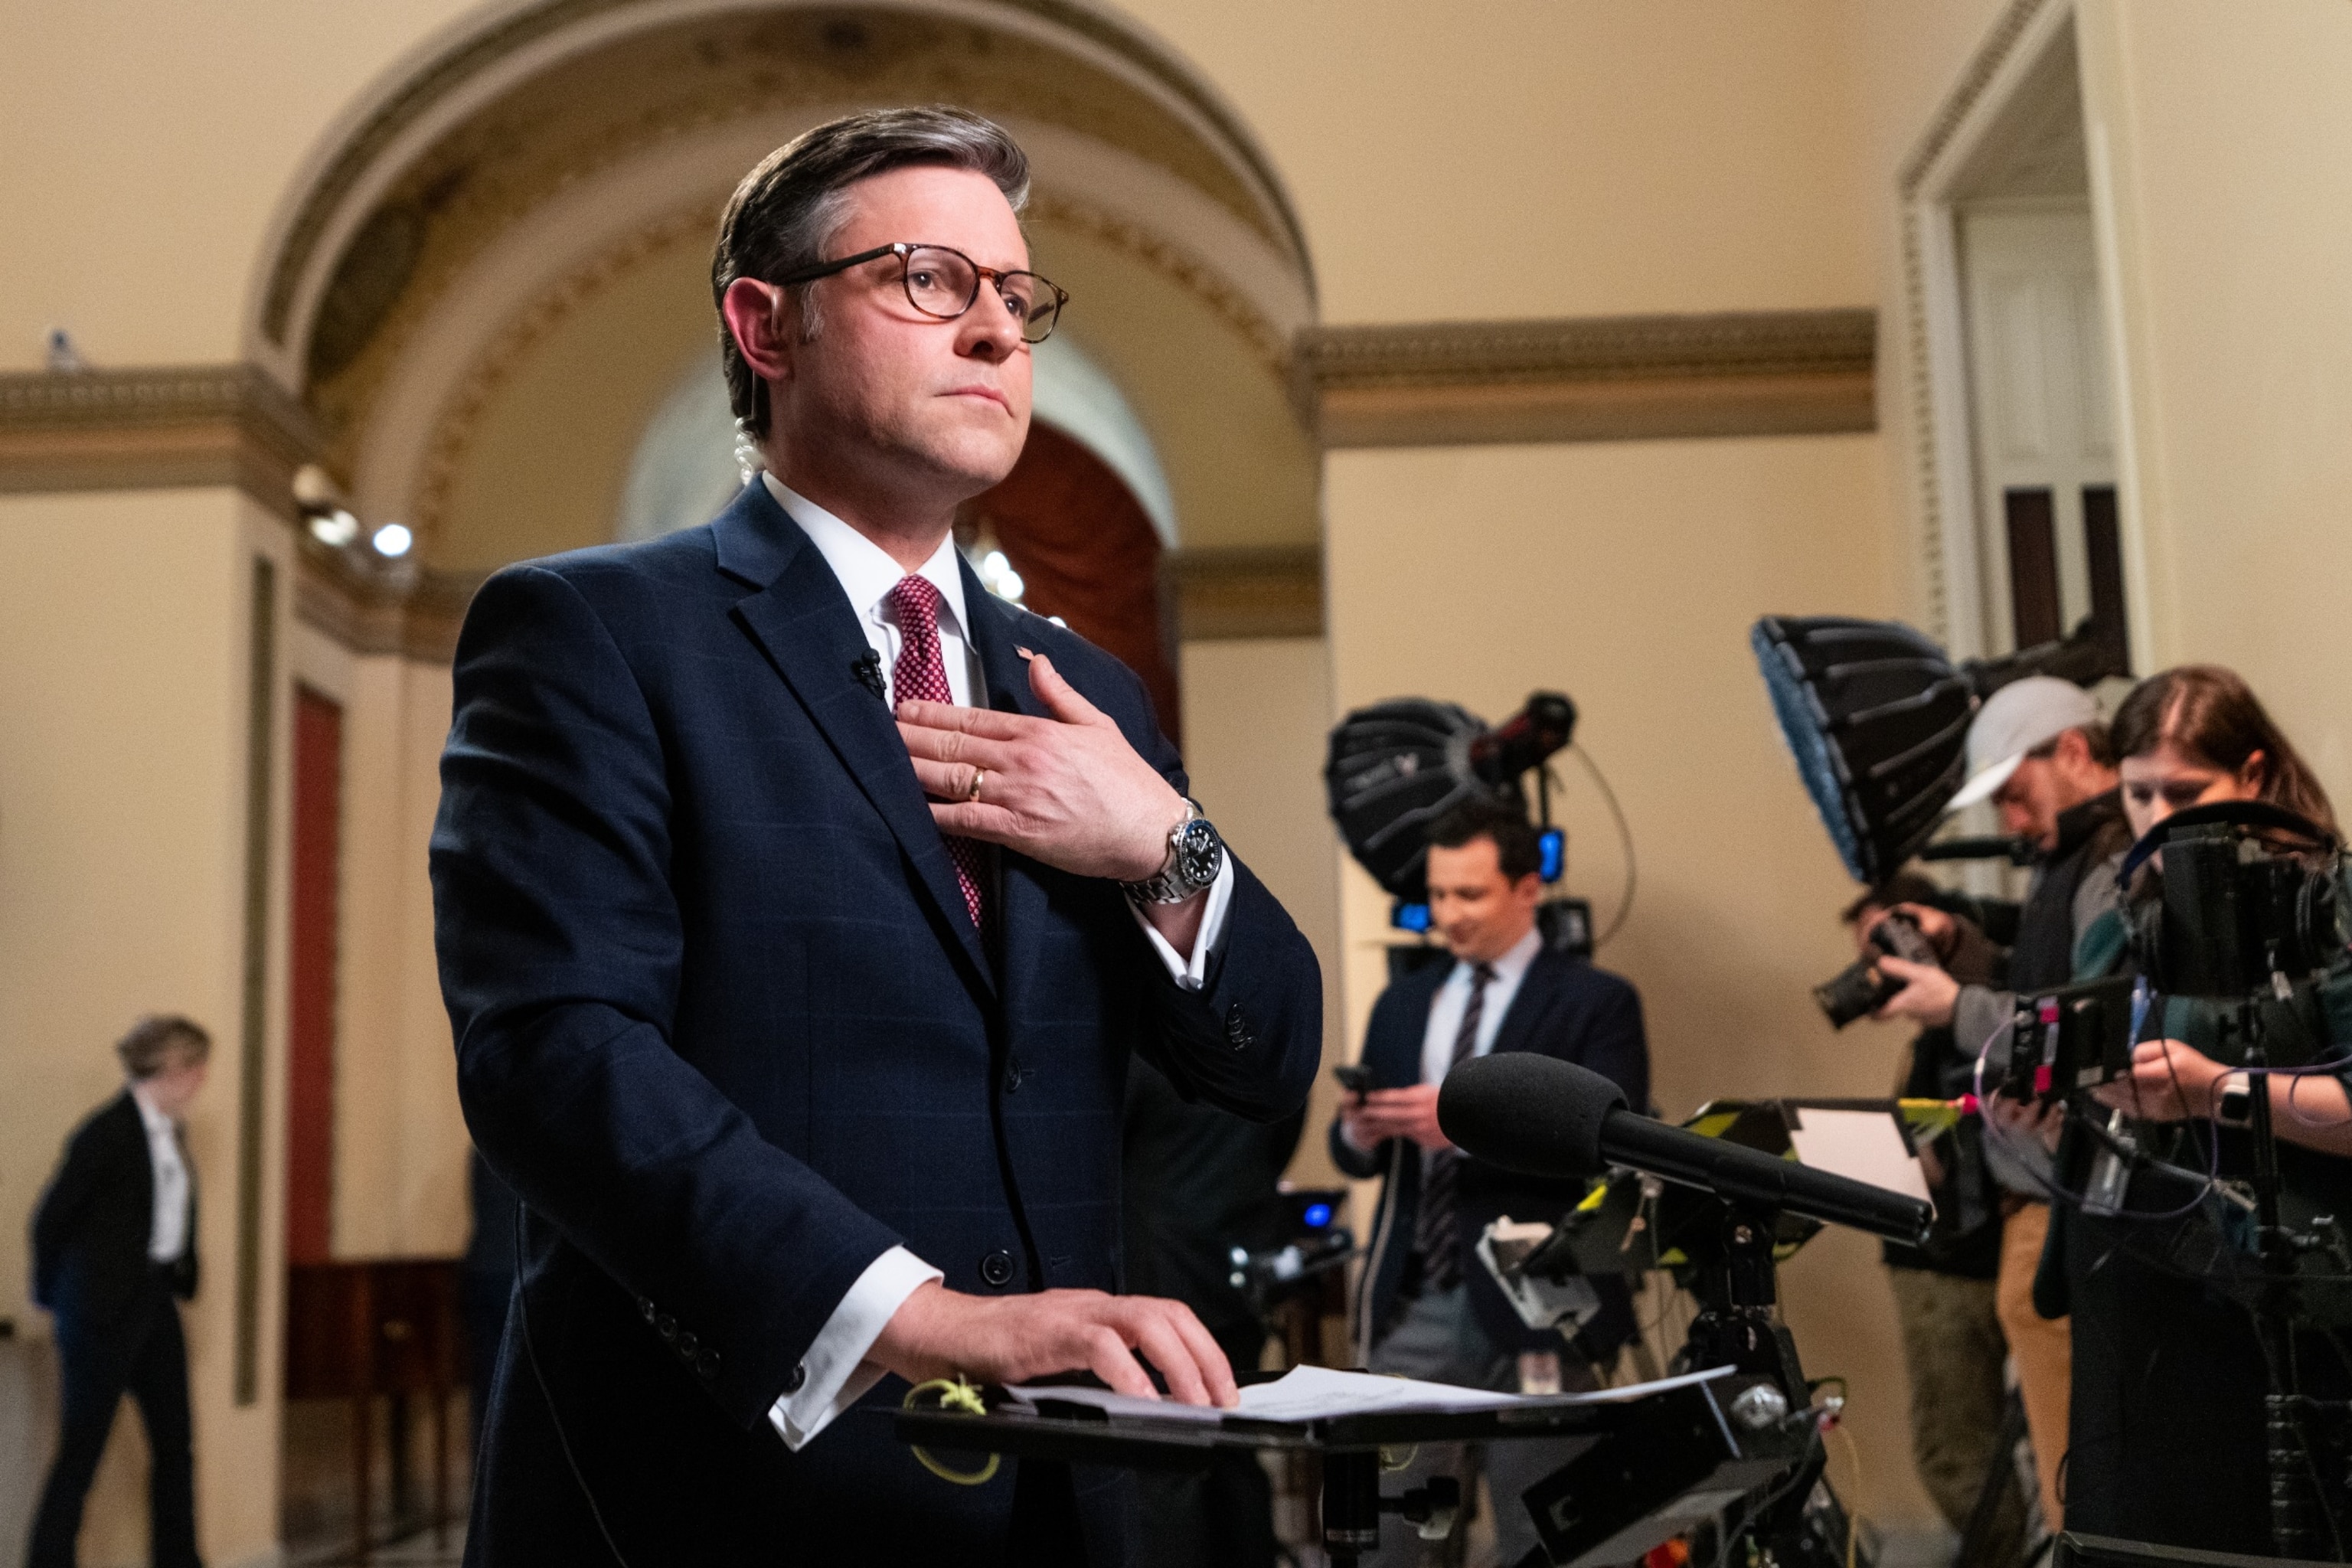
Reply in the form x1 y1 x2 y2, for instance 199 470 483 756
27 1014 211 1568
1331 802 1649 1565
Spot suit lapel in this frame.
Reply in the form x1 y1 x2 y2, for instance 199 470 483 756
1486 949 1563 1060
116 1092 155 1246
716 484 995 995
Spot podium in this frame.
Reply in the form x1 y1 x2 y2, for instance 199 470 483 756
893 1367 1810 1566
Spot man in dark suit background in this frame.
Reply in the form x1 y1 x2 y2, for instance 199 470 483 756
1332 802 1648 1565
27 1014 211 1568
431 107 1321 1565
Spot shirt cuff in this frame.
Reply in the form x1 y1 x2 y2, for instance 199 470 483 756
1127 856 1235 991
766 1246 942 1451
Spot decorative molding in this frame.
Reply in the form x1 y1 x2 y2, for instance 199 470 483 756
1028 193 1291 376
408 201 719 549
0 366 321 516
1166 545 1321 640
260 0 1312 359
1896 0 2062 649
1898 0 2054 200
295 543 479 663
1296 310 1877 448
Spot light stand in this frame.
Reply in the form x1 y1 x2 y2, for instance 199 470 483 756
2219 975 2336 1558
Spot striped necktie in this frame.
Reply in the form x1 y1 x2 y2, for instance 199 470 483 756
1413 960 1496 1292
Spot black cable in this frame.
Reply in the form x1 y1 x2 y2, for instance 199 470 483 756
1560 746 1638 949
513 1202 634 1568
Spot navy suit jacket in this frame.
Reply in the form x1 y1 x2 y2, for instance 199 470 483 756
431 482 1320 1565
31 1092 197 1328
1328 946 1647 1357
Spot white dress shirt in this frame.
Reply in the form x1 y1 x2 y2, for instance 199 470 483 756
129 1081 191 1264
1418 926 1544 1088
758 474 1234 1448
1338 925 1544 1159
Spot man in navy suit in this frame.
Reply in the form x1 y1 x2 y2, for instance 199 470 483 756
1331 801 1648 1564
27 1015 211 1568
430 108 1320 1565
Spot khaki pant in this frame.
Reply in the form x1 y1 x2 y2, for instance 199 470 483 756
1995 1200 2069 1528
1886 1266 2020 1549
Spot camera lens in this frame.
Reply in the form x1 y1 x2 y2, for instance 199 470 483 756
1814 958 1900 1030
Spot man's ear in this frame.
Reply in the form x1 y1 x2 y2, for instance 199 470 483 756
720 277 797 390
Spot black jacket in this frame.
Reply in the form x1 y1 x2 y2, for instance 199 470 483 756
1329 945 1649 1357
31 1091 197 1325
431 482 1321 1566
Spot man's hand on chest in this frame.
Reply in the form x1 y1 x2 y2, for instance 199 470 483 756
897 651 1187 883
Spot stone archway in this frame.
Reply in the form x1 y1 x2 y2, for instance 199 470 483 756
244 0 1322 594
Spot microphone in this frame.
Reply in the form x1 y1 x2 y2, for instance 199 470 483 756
851 651 887 703
1436 1054 1932 1246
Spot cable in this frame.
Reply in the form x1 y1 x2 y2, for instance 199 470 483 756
1559 746 1638 949
513 1203 635 1568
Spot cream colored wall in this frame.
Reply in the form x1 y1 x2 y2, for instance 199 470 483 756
0 0 479 371
287 631 466 1259
1177 639 1344 1181
0 489 288 1567
2073 0 2352 800
4 0 1878 372
1128 0 1876 321
1323 436 1933 1522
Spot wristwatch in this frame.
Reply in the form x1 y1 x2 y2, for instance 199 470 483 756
1122 799 1226 905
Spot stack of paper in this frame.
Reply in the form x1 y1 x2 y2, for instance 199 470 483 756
1005 1364 1732 1426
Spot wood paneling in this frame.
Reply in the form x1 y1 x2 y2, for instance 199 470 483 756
288 688 342 1266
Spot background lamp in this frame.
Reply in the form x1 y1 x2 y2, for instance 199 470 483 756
1751 615 2129 884
1324 691 1577 901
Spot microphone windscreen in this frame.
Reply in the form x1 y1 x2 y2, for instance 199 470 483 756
1437 1054 1626 1178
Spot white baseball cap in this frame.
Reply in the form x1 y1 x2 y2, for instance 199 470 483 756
1945 676 2102 812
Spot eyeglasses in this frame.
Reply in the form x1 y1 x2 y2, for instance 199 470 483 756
776 242 1067 344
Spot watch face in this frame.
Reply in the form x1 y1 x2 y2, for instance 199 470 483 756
1172 818 1223 886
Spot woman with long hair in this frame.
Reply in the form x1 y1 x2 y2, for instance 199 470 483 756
2045 665 2352 1550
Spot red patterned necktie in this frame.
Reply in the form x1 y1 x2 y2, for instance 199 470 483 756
887 574 989 932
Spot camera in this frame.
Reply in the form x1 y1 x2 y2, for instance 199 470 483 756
1814 910 1940 1029
2129 812 2340 1000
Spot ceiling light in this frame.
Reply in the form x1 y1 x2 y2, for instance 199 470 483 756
371 522 413 558
309 509 360 548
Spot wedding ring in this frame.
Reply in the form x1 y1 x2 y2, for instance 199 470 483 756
968 767 986 802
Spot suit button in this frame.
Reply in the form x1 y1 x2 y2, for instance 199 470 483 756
639 1296 656 1325
697 1348 721 1380
980 1250 1017 1289
677 1329 698 1358
657 1314 677 1343
782 1362 806 1395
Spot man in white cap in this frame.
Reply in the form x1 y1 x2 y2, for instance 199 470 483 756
1873 674 2125 1530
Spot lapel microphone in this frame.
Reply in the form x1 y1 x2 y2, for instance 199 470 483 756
851 650 886 704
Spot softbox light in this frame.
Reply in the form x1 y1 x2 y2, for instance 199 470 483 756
1325 693 1577 900
1752 615 2129 884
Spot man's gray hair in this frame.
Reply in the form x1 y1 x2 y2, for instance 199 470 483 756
712 106 1031 438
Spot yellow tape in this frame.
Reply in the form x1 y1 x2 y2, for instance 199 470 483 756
904 1377 1001 1486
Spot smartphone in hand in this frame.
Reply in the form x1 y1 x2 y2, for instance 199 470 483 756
1332 1063 1371 1097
